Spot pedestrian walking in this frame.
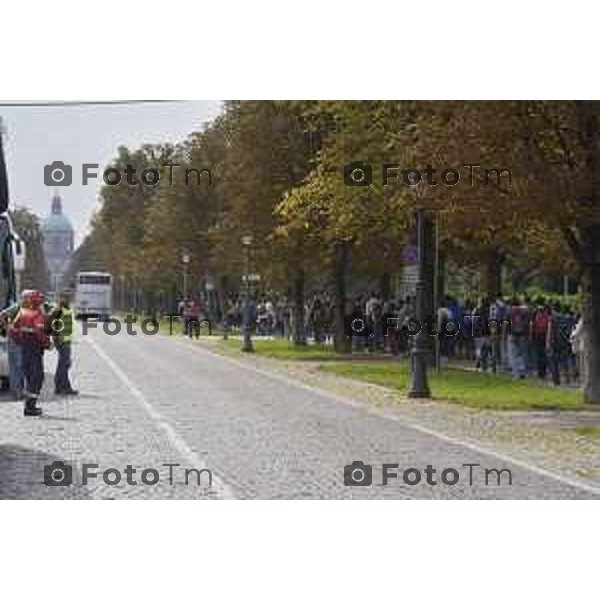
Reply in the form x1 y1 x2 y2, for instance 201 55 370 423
490 296 510 371
366 292 384 352
396 296 414 357
10 289 51 416
508 297 530 379
547 303 574 386
472 298 492 372
182 294 198 338
189 296 203 338
531 301 551 379
48 290 78 395
222 296 236 340
571 315 587 387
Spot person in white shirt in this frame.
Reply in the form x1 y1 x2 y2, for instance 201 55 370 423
570 316 587 386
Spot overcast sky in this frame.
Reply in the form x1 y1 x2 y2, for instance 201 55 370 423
0 101 223 245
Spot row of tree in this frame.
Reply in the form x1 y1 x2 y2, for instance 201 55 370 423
72 101 600 402
10 207 50 291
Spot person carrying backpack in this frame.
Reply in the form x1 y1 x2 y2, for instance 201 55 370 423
490 296 510 371
531 301 551 379
508 297 530 379
547 303 573 386
473 297 492 372
367 293 384 352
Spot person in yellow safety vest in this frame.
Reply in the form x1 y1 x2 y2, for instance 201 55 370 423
48 290 78 395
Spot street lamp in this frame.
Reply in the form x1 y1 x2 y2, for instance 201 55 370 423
407 209 433 398
403 121 432 399
241 234 254 352
181 249 191 296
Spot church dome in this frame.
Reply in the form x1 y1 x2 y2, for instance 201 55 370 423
42 194 74 234
42 193 75 292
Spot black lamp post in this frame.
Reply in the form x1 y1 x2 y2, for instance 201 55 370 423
408 208 432 398
241 234 255 353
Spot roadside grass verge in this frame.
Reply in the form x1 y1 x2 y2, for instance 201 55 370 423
210 337 592 411
319 362 590 411
220 338 340 360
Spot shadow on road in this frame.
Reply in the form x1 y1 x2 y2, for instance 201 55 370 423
0 444 91 499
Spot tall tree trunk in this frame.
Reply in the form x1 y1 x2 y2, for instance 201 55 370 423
575 101 600 403
436 251 446 306
483 249 503 298
581 242 600 403
380 272 391 302
422 213 436 365
292 266 307 346
423 215 436 323
333 241 351 354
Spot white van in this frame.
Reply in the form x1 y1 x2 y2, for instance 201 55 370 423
75 271 112 320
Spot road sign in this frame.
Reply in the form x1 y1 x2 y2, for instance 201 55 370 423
402 245 418 264
242 273 261 282
399 264 418 296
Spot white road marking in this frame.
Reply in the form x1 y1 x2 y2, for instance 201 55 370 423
85 334 236 500
177 339 600 497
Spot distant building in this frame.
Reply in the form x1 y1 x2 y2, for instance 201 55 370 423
41 193 74 292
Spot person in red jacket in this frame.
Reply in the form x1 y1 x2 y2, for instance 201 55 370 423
10 289 51 416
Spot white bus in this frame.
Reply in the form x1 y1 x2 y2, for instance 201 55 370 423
75 271 112 320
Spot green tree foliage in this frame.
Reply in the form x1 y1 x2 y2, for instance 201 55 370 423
72 100 600 401
10 207 50 291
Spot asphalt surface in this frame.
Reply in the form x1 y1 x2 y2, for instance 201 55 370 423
0 325 598 499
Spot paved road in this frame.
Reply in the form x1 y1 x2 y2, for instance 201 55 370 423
0 325 598 499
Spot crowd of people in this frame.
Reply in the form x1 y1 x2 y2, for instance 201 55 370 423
2 285 586 418
437 295 583 386
214 290 587 388
220 292 334 340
